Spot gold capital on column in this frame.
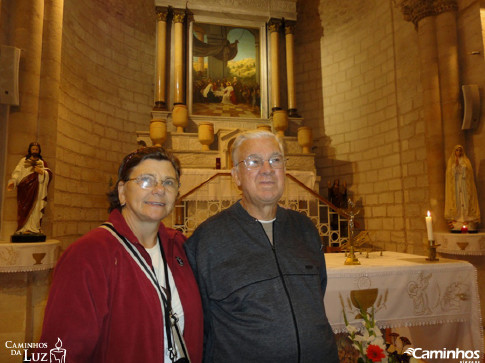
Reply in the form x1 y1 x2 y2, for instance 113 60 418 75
156 6 168 22
172 9 186 23
267 18 281 33
285 21 296 35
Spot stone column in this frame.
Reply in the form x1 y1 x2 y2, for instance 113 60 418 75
435 3 464 154
154 7 169 110
9 0 45 147
36 0 64 238
417 15 447 232
285 20 299 117
171 8 188 132
268 18 282 111
396 0 460 233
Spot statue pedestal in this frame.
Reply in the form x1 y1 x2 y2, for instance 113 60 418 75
0 239 60 272
436 232 485 324
436 231 485 256
0 240 60 358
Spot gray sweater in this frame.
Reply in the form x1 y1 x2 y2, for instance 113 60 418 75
184 201 339 363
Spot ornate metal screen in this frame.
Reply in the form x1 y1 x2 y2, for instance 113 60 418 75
171 173 349 247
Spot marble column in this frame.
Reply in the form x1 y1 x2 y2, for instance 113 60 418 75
268 18 282 111
285 20 299 117
154 7 169 110
268 18 288 136
172 9 188 132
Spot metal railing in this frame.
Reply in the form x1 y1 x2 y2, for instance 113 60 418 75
171 172 350 247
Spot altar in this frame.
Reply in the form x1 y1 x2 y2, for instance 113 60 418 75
324 251 484 355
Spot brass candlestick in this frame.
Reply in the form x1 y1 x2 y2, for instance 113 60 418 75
344 199 361 265
426 240 440 262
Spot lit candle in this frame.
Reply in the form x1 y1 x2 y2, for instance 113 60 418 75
461 225 468 233
425 211 433 242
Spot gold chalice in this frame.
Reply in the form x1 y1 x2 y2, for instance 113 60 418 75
350 288 378 319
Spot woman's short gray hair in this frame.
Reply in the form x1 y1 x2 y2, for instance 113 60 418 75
231 130 285 166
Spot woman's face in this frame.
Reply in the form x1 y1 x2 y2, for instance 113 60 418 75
118 159 179 226
455 147 463 157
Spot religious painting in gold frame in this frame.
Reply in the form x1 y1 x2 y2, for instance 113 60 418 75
191 22 262 118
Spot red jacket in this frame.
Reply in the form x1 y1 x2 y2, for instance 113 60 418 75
40 210 203 363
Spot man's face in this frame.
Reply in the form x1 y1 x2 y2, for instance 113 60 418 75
232 137 285 210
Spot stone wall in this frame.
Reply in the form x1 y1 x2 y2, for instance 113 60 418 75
296 0 428 253
52 0 156 248
294 0 485 253
0 0 157 357
294 0 324 139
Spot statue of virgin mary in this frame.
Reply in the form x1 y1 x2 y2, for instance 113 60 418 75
444 145 480 230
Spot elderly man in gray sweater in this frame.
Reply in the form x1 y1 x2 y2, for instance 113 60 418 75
185 130 339 363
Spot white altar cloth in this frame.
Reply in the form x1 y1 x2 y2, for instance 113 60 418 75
0 240 60 272
324 251 483 353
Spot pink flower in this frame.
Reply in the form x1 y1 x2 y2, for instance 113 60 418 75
366 344 386 362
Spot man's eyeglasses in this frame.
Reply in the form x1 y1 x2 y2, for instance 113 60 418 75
127 174 180 192
235 155 286 170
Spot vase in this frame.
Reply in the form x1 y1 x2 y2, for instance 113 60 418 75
272 110 288 137
297 126 313 153
198 122 214 151
149 118 167 146
172 104 188 133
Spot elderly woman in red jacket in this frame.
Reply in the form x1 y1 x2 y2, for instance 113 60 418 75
40 147 203 363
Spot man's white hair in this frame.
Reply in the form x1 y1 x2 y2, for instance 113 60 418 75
231 130 285 166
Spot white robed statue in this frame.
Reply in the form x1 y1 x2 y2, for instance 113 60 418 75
444 145 480 231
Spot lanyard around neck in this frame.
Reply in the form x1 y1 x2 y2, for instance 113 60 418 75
100 223 178 360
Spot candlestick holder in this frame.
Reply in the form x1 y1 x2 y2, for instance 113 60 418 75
426 240 440 262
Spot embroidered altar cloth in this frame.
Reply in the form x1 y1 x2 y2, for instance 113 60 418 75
324 251 483 353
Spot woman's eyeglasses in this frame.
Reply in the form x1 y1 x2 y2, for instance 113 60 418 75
127 174 180 192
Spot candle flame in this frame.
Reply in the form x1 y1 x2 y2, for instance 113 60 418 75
55 337 62 350
427 211 431 217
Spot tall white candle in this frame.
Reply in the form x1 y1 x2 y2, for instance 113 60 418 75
425 211 433 241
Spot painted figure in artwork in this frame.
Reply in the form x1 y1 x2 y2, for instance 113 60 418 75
7 142 52 235
444 145 480 231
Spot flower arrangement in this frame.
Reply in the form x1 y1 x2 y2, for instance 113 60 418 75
343 305 387 362
342 304 414 363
